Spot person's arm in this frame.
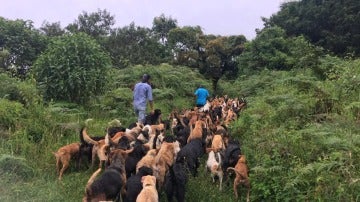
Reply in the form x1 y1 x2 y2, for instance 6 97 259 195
149 100 154 113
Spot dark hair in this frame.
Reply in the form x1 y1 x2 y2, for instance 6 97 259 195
142 74 151 82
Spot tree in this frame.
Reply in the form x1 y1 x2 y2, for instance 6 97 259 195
152 14 178 45
105 22 167 68
168 26 246 92
66 9 115 38
33 33 111 104
238 26 322 74
168 26 204 67
0 17 48 78
266 0 360 56
200 35 246 92
39 21 65 37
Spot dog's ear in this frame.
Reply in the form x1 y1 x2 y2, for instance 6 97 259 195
151 175 156 183
141 176 146 183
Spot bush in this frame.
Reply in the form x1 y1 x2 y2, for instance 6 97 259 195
0 154 34 180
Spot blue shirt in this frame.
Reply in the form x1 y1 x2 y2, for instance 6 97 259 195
194 87 209 105
133 82 153 110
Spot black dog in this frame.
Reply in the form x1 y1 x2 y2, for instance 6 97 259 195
124 166 154 202
144 109 162 125
222 138 242 182
125 140 149 178
78 127 104 169
164 159 188 202
176 138 206 177
78 126 126 169
83 149 131 201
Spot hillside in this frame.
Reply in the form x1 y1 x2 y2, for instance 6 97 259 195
0 59 359 201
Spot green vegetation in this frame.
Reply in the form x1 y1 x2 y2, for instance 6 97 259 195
1 58 360 201
1 0 360 201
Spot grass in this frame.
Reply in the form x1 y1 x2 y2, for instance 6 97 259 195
0 152 248 202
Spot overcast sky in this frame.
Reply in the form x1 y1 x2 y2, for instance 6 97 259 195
0 0 285 40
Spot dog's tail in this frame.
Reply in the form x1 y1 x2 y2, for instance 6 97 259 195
227 167 248 180
81 127 98 145
85 168 102 192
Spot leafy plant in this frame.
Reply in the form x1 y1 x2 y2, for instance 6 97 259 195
33 32 111 104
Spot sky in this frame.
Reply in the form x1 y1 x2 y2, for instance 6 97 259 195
0 0 285 40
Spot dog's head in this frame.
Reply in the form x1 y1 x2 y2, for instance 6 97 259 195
141 175 156 187
138 166 154 176
238 155 246 164
107 148 134 167
154 109 162 116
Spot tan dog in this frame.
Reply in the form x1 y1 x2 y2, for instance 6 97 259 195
136 149 158 173
187 120 206 143
227 155 250 202
207 134 225 153
53 142 80 180
154 141 180 190
136 175 158 202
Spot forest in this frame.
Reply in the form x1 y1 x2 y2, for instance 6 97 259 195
0 0 359 201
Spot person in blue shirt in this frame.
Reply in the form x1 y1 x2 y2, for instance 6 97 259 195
194 85 209 108
133 74 154 124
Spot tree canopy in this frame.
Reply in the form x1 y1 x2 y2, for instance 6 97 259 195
0 17 48 77
266 0 360 56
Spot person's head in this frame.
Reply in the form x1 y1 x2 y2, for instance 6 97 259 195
141 74 151 83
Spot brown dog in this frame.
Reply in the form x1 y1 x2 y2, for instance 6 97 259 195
187 120 206 143
136 175 158 202
206 134 225 153
154 140 180 190
53 142 80 180
136 149 158 173
227 155 250 202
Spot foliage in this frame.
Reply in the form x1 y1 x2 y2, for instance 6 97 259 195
90 64 211 123
168 26 247 92
1 61 360 200
104 23 167 68
0 99 24 132
152 13 178 45
238 26 322 74
0 17 48 78
266 0 360 56
0 73 41 106
39 21 65 37
65 9 115 38
0 154 35 180
33 33 111 104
